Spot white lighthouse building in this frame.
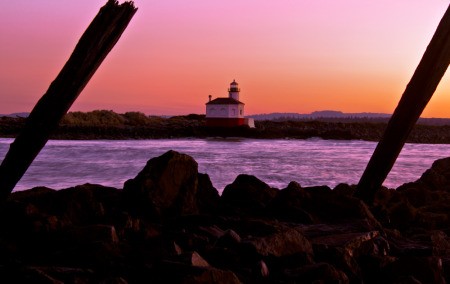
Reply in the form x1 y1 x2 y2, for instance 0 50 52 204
205 80 254 127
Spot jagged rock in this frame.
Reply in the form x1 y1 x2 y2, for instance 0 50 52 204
430 231 450 256
382 256 445 284
216 229 242 248
123 150 200 218
416 210 449 229
268 181 314 223
198 225 225 239
386 229 432 257
165 251 211 268
386 199 418 230
302 223 385 280
283 262 349 283
419 157 450 192
242 227 313 260
154 253 241 284
301 185 381 228
197 173 220 214
257 260 270 277
333 183 355 196
221 174 278 214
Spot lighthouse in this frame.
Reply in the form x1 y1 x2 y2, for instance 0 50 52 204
228 80 240 100
205 80 255 127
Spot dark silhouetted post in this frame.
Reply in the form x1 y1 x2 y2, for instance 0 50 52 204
0 0 137 201
355 4 450 205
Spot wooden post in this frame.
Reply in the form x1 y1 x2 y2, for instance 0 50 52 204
355 4 450 205
0 0 137 201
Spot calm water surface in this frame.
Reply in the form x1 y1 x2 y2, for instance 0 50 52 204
0 138 448 193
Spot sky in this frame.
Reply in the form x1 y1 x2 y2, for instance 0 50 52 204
0 1 449 117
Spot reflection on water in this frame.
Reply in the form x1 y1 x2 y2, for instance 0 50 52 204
0 138 448 193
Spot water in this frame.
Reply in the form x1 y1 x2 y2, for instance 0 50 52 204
0 138 448 193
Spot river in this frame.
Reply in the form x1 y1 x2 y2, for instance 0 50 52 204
0 138 448 193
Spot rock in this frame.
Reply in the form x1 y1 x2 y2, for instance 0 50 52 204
7 186 55 203
168 251 211 268
198 225 225 239
382 256 445 284
386 229 432 257
180 267 241 284
30 266 96 284
11 266 65 284
415 210 449 229
51 241 122 268
302 186 381 228
396 182 431 208
257 260 269 277
268 181 314 223
333 183 355 196
100 277 128 284
283 262 349 283
430 231 450 256
242 227 313 260
221 174 278 214
5 184 121 230
418 157 450 192
386 199 418 230
216 229 242 248
173 242 183 255
313 231 383 279
67 225 119 245
123 150 200 218
197 173 220 214
154 252 241 284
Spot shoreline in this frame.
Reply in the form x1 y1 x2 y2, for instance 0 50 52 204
3 113 450 144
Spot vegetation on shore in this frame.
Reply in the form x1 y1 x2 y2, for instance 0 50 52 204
2 110 450 143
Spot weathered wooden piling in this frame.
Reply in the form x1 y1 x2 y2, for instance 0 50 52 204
355 5 450 204
0 0 137 201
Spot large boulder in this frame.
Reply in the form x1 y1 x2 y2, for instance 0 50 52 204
419 157 450 192
267 181 314 224
123 150 200 218
221 174 278 214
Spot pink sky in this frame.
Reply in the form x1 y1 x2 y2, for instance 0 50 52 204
0 1 449 117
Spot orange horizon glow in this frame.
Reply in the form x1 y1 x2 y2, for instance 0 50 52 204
0 1 449 117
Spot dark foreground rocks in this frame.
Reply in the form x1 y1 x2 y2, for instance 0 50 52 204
2 151 450 283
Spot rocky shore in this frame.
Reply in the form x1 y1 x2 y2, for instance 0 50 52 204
2 151 450 283
3 112 450 143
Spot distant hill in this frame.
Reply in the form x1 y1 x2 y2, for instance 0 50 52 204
248 111 391 121
248 111 450 126
0 112 29 118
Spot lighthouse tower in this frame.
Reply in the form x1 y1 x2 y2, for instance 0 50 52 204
205 79 255 128
228 80 240 100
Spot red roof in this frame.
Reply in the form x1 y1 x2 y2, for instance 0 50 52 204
206 97 244 105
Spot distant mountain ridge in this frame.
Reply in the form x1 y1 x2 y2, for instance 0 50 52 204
0 112 29 118
248 111 450 126
248 110 391 120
